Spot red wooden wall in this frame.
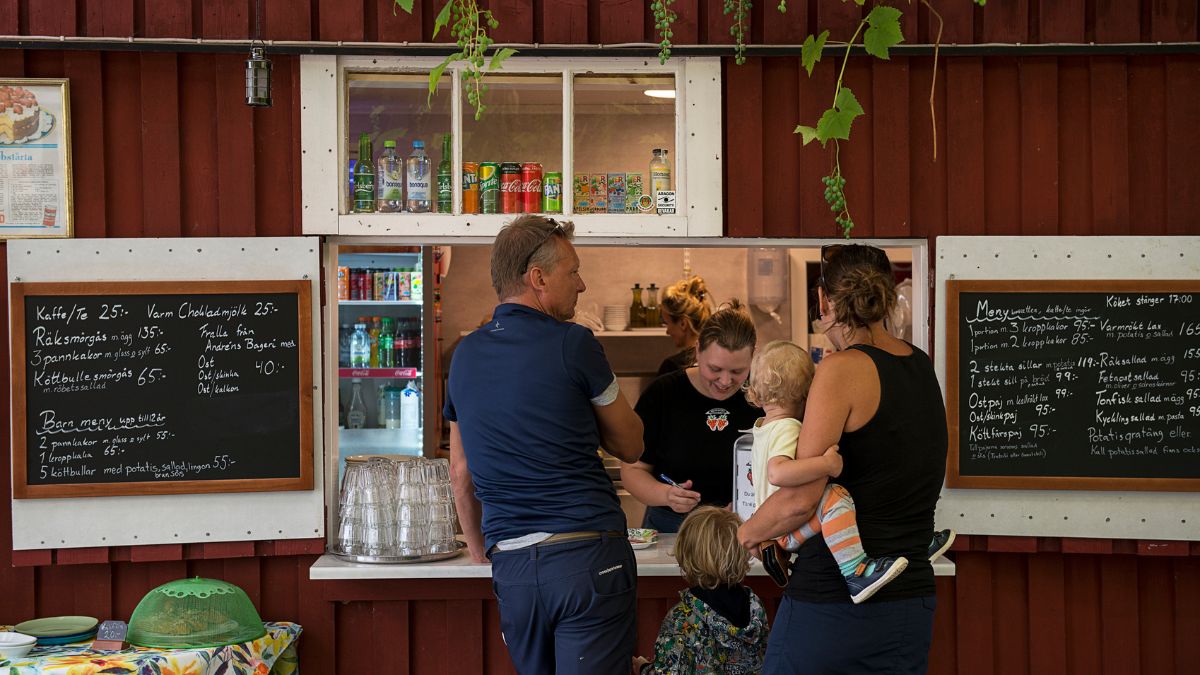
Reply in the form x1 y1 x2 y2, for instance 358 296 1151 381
0 0 1198 672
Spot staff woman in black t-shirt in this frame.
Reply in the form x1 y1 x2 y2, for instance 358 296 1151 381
622 300 759 533
739 245 947 674
656 276 715 376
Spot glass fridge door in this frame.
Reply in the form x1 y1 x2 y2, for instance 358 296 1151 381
334 247 426 478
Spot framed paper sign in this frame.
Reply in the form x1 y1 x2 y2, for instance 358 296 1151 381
0 79 71 239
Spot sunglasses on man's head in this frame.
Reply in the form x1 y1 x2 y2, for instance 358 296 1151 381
521 220 565 274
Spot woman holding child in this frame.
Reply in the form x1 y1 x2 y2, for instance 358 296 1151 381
740 244 949 674
621 301 759 533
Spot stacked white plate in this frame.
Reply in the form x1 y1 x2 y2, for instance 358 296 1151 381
603 305 630 332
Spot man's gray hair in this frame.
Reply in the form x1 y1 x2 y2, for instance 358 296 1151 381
491 215 575 299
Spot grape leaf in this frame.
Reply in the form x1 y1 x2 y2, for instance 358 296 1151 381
488 47 518 72
835 87 863 117
427 54 460 104
816 108 855 144
801 30 829 76
863 5 903 60
432 0 454 39
394 0 415 13
794 124 820 145
810 87 864 146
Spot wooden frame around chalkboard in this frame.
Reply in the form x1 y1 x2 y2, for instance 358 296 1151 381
10 280 314 498
946 279 1200 492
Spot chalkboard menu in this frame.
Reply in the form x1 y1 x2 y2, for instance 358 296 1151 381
946 280 1200 491
10 280 314 499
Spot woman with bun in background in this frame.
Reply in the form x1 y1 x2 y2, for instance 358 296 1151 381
622 301 759 533
739 244 948 674
656 276 715 376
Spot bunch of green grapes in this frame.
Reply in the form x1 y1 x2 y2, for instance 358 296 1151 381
822 172 854 237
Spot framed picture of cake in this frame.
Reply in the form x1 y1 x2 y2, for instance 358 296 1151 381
0 78 71 239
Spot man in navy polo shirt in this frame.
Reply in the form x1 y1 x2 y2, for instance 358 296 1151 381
446 215 645 674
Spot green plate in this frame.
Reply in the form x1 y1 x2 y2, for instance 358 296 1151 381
14 616 99 637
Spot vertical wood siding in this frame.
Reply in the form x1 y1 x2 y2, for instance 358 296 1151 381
0 0 1194 44
723 54 1200 238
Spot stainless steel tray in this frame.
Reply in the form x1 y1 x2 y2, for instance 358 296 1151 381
333 541 465 564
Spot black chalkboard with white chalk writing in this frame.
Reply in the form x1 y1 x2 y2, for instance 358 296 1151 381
10 280 314 499
946 280 1200 491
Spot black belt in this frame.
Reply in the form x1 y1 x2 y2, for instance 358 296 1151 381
488 530 624 556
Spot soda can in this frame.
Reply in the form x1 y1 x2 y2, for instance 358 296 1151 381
479 162 500 214
337 266 350 300
462 162 480 214
521 162 543 213
543 172 563 213
500 162 523 214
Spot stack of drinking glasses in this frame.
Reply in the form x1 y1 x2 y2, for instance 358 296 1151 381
336 455 460 562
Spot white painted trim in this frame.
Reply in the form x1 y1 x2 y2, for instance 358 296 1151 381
562 67 575 217
301 55 340 235
8 238 325 550
934 235 1200 541
303 55 723 237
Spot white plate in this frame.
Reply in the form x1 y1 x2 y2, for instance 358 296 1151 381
629 539 657 550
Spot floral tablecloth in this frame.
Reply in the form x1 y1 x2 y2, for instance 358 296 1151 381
0 621 300 675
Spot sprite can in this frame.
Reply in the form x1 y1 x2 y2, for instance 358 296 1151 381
543 172 563 213
479 162 500 214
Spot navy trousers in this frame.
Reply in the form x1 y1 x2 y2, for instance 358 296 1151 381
490 534 638 675
764 595 936 674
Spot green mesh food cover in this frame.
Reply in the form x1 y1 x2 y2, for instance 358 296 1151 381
127 577 267 648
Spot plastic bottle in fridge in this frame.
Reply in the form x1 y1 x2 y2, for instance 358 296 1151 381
349 323 370 368
405 140 432 213
346 379 367 429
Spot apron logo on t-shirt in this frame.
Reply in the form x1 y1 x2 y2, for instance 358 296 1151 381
705 408 730 431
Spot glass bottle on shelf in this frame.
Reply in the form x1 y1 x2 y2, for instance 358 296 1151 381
349 323 370 368
376 140 404 213
649 148 671 204
644 283 659 328
377 380 399 427
353 133 375 213
405 140 432 213
437 134 452 214
630 283 645 328
346 379 367 429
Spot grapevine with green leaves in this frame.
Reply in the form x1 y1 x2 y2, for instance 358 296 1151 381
394 0 516 120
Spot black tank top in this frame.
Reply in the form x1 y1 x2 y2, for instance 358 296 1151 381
786 343 947 603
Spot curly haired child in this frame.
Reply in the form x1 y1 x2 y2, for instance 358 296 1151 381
633 507 768 674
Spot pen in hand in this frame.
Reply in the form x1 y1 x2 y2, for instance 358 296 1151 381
659 473 681 487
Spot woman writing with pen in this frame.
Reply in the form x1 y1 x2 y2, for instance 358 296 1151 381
620 301 759 533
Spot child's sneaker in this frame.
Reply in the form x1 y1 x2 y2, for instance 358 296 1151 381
760 542 791 588
847 556 908 604
928 529 956 563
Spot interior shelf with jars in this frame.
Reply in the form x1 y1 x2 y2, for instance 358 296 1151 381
334 249 428 474
300 56 723 237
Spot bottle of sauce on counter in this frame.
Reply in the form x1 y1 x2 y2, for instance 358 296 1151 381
644 283 659 327
630 283 645 328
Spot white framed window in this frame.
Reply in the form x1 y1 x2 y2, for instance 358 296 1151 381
300 55 722 238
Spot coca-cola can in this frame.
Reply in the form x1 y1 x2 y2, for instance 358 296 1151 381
521 162 543 213
500 162 522 214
